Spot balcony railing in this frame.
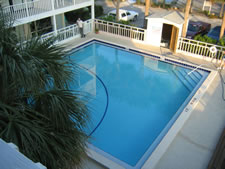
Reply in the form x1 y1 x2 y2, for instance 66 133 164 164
2 0 92 21
94 19 146 42
40 19 92 43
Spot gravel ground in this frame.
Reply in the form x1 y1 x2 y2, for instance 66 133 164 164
95 0 222 29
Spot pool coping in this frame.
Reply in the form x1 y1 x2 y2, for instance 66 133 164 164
71 38 218 169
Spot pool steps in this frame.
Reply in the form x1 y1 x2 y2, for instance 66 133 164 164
173 67 203 91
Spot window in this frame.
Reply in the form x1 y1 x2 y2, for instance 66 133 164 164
126 12 131 15
121 13 126 17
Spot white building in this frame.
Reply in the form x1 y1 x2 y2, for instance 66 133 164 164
0 0 94 41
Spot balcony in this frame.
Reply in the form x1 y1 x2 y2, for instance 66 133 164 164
2 0 92 23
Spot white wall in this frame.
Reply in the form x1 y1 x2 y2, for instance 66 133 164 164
145 18 184 47
56 13 65 29
146 18 163 47
0 139 46 169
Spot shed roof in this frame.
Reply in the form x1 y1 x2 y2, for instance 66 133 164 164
146 11 184 25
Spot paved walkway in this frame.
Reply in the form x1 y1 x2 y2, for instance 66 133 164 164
66 33 225 169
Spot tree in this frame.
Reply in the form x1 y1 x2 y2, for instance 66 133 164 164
0 9 89 169
144 0 151 28
181 0 192 37
163 0 166 8
145 0 151 17
116 0 120 21
220 9 225 39
210 0 225 39
219 1 225 17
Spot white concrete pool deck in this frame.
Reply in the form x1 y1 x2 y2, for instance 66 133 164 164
65 32 225 169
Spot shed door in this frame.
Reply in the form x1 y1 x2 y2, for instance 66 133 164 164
170 26 179 53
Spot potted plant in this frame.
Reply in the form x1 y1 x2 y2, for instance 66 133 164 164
95 28 99 34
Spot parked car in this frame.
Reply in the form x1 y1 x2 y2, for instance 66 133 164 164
108 9 139 21
186 20 211 39
207 26 225 41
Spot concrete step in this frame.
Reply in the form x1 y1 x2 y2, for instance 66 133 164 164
173 66 203 92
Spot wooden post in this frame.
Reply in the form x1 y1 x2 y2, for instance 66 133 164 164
220 2 225 18
220 10 225 39
181 0 192 37
145 0 150 17
144 0 150 28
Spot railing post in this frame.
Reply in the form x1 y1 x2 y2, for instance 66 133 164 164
52 15 58 37
24 0 29 17
51 0 55 10
91 2 95 20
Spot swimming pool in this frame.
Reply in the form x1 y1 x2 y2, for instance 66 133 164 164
70 40 210 169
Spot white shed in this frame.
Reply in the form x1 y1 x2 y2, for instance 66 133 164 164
145 11 187 52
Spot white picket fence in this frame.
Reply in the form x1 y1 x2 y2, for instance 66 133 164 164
94 19 146 42
176 37 225 61
40 19 92 43
2 0 92 20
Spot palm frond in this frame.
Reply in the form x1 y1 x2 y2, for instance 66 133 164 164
0 7 90 169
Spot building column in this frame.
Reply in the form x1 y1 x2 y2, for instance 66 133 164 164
91 3 95 32
24 24 31 39
52 15 57 36
62 13 65 28
91 4 95 20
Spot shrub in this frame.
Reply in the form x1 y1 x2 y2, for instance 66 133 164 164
95 5 104 18
99 15 134 26
100 15 115 22
118 20 132 25
218 37 225 46
136 0 142 5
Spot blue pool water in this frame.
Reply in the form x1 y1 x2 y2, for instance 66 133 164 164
70 42 208 168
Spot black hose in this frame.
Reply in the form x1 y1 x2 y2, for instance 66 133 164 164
77 64 109 136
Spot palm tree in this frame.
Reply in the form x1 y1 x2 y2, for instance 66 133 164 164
210 0 225 39
163 0 166 8
145 0 151 17
218 0 225 17
0 9 89 169
220 9 225 39
181 0 192 37
144 0 151 28
116 0 120 21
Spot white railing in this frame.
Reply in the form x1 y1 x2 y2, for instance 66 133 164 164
41 31 56 42
3 3 28 19
3 0 52 20
54 0 73 9
176 37 225 60
57 23 80 41
75 0 91 5
2 0 92 21
40 19 92 43
94 19 146 42
28 0 52 16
